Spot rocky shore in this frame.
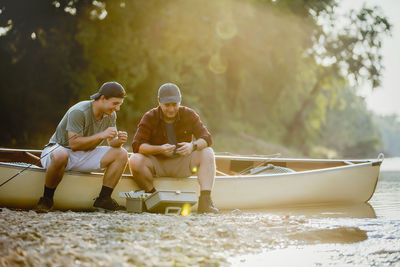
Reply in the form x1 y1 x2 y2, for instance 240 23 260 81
0 208 367 266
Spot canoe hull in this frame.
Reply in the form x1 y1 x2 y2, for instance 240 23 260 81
0 160 380 210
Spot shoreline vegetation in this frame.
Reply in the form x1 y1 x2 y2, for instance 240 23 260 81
1 1 398 158
212 132 304 158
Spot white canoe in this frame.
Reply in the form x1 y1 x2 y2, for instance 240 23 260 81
0 148 383 210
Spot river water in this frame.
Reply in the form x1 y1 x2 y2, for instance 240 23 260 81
0 158 399 266
229 157 400 266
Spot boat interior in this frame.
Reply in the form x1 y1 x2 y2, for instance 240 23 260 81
0 148 373 177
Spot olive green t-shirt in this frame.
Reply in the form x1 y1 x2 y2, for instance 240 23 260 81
48 100 116 150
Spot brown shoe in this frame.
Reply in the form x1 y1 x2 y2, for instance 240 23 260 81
93 196 125 211
197 195 220 214
35 197 53 213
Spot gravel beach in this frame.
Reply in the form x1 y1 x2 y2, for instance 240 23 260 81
0 208 368 266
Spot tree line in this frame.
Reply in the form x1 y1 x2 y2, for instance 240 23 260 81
0 0 392 157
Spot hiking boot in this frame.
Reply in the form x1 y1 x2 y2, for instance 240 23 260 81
197 195 220 214
93 196 125 211
35 197 53 213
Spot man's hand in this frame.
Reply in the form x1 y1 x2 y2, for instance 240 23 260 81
101 127 118 140
160 144 176 157
108 130 128 147
176 142 193 156
117 131 128 144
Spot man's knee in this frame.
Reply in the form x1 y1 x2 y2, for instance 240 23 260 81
108 147 128 164
117 147 128 163
129 153 147 172
50 149 69 167
201 147 215 160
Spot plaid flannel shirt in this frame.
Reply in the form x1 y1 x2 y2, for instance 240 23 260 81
132 106 212 153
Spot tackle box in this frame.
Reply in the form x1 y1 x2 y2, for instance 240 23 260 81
119 191 151 213
144 190 197 214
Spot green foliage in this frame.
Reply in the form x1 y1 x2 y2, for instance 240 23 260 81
0 0 391 158
319 86 382 158
283 3 391 149
71 0 320 141
319 5 392 88
0 0 88 146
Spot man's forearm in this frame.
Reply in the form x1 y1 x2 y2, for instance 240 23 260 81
195 138 208 151
138 139 209 155
69 133 103 151
138 143 163 155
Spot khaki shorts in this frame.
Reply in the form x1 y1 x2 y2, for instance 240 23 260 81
149 154 195 178
41 144 111 172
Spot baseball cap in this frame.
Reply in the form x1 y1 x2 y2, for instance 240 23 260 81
158 83 181 104
90 82 126 100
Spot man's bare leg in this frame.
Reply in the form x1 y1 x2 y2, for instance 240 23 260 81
36 147 69 212
44 148 69 188
93 147 128 211
100 147 128 188
128 154 156 192
190 147 219 213
190 147 216 191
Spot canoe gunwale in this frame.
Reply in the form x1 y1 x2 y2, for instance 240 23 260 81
215 154 374 163
0 147 377 163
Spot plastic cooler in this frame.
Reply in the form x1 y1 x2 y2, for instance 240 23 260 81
145 190 197 214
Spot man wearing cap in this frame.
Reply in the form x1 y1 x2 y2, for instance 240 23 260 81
36 82 129 212
129 83 219 213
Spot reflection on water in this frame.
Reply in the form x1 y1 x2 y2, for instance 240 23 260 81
289 226 367 244
230 158 400 266
370 164 400 220
251 203 376 219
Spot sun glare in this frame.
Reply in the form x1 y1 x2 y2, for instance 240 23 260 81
180 203 192 216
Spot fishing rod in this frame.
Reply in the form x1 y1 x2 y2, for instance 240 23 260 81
0 119 119 188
